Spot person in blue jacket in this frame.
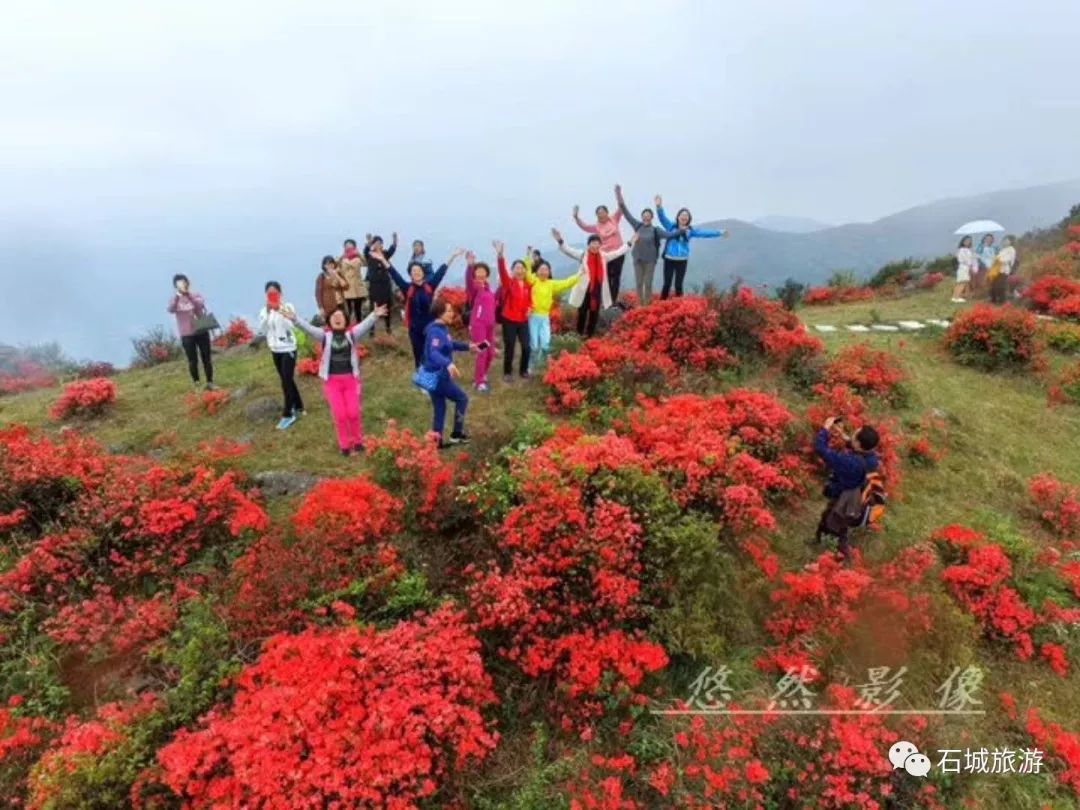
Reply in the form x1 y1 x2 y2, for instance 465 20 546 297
421 298 479 448
655 194 729 299
373 246 464 369
812 416 880 560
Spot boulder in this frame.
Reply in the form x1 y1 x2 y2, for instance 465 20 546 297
252 470 322 498
244 397 281 422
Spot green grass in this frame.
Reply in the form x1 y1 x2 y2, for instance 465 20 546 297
799 285 963 326
0 332 547 477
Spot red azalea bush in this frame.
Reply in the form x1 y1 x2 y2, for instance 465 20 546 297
918 271 945 289
226 475 403 640
27 694 160 810
48 377 117 420
933 525 1080 673
1025 275 1080 313
0 359 58 396
1026 707 1080 798
0 427 267 657
823 344 908 403
212 318 254 349
153 608 499 808
437 286 468 328
1029 472 1080 540
802 286 876 306
944 304 1039 370
807 383 901 491
185 388 230 416
1043 322 1080 354
606 296 733 371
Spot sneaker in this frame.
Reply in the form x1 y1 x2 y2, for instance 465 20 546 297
276 415 297 430
520 371 531 380
477 383 490 393
340 448 351 458
448 432 470 445
205 382 219 391
503 374 514 383
353 442 365 454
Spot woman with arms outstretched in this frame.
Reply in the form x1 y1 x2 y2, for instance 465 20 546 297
615 184 679 305
655 195 728 299
573 198 626 302
552 227 634 338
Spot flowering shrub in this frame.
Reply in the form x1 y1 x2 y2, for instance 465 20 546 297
0 359 58 396
802 286 875 306
1044 322 1080 354
1029 472 1080 539
1026 707 1080 798
365 421 461 532
185 388 230 416
436 285 468 328
606 296 733 371
73 360 117 379
212 317 254 349
944 304 1039 370
226 475 402 640
918 271 945 289
154 608 498 808
906 412 948 467
1025 275 1080 313
934 525 1080 674
807 383 902 491
48 377 117 420
823 344 908 404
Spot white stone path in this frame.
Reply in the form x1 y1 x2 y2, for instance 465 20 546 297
810 318 952 334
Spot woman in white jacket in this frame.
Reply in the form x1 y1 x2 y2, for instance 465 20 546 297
551 227 635 337
953 236 976 304
258 282 305 430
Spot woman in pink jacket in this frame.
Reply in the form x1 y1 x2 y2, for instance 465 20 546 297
573 200 626 302
465 251 497 393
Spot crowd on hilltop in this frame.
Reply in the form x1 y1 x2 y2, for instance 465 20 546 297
166 185 729 453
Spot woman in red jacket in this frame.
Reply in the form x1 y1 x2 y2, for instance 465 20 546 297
494 240 534 382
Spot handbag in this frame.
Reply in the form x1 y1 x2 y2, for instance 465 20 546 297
412 366 440 393
193 312 221 334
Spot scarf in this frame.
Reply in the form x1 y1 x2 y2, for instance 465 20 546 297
343 246 360 261
587 251 605 311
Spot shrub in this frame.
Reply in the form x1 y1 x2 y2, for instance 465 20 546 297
0 359 57 396
185 388 230 416
774 278 805 311
1044 323 1080 354
72 360 116 379
131 326 182 368
1024 275 1080 313
944 304 1039 371
48 378 117 421
917 271 946 290
1051 362 1080 406
153 608 499 808
212 318 254 349
802 286 875 306
822 344 908 404
868 257 920 289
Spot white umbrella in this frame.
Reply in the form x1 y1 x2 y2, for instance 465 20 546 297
954 219 1005 235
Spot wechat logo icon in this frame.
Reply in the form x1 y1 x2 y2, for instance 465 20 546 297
889 740 931 777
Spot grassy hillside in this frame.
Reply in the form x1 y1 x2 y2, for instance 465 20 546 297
3 287 1080 808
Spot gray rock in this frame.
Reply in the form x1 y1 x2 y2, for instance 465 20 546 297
107 442 131 455
253 470 322 498
231 386 249 401
244 397 281 422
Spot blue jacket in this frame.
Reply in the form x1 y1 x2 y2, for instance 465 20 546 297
421 321 469 376
390 263 448 333
815 428 879 498
656 206 725 260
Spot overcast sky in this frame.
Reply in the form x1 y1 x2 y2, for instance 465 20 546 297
2 0 1079 360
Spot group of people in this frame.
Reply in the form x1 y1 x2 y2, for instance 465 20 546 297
953 232 1018 304
166 186 729 453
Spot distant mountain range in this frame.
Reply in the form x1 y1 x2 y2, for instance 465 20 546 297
751 215 833 234
685 179 1080 290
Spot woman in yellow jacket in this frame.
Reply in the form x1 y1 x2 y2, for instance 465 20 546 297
523 252 585 373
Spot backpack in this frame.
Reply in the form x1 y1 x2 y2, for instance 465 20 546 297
854 469 888 528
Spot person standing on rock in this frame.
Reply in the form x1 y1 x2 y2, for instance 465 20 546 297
655 195 727 299
573 198 627 302
167 273 217 390
284 303 386 457
615 184 680 305
258 281 304 430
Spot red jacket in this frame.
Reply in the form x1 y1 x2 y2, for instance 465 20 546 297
497 256 534 323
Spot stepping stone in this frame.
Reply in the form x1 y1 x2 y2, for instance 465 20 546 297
1036 314 1056 321
897 320 926 330
870 324 900 332
814 325 838 332
926 319 951 328
846 325 871 333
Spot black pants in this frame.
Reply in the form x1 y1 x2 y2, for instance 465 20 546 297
661 257 689 299
271 350 304 417
815 501 850 559
345 297 366 324
576 303 601 337
502 321 530 376
369 297 393 334
181 332 213 383
607 254 626 303
990 274 1008 304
